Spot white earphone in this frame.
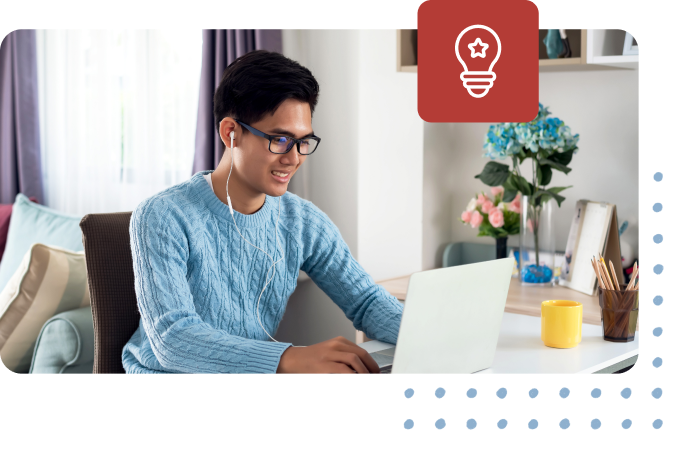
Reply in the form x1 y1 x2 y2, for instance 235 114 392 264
226 129 285 342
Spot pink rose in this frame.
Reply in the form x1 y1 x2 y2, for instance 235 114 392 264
489 208 504 228
490 186 504 197
477 193 490 205
461 211 472 223
508 198 521 213
481 200 495 214
470 210 483 228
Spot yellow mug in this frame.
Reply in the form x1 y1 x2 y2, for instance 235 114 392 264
541 300 583 348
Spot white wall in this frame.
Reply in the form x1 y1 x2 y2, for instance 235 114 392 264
357 30 423 281
277 30 422 345
422 69 639 270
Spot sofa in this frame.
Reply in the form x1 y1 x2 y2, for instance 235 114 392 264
0 194 95 373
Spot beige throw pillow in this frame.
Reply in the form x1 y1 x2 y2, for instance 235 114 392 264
0 244 91 373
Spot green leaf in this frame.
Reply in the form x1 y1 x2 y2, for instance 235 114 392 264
532 186 571 207
511 174 533 195
548 147 575 166
475 161 510 187
502 188 517 202
539 157 572 174
539 164 553 186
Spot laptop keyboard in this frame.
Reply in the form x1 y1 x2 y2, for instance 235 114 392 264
370 348 395 374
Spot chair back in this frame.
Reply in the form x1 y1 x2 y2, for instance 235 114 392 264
79 212 139 373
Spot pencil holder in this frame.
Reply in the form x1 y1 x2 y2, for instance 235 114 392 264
598 286 639 342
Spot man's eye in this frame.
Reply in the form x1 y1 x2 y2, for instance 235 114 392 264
272 137 289 144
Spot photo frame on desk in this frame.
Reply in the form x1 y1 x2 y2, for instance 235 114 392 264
560 200 624 295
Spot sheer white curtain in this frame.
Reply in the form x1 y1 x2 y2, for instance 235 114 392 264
36 30 202 216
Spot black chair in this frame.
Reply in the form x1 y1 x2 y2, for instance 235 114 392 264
79 213 139 373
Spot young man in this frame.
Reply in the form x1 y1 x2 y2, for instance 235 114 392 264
122 50 403 374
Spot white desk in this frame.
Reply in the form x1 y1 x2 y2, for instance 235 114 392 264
360 312 639 374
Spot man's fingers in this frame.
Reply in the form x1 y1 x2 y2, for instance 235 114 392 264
335 343 380 373
331 351 369 373
328 362 355 374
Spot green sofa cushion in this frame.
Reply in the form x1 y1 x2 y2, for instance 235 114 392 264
30 307 94 374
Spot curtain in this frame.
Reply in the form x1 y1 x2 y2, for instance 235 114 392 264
192 30 282 174
36 30 202 216
0 30 44 205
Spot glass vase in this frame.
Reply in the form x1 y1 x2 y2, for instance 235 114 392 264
519 195 555 286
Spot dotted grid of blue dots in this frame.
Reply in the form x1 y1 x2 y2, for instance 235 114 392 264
402 173 665 431
402 387 664 430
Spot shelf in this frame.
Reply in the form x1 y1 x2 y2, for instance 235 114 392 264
397 29 638 73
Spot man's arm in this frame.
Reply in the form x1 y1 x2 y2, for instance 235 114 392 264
300 210 403 345
130 200 291 373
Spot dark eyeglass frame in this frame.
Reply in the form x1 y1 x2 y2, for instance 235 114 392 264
235 119 321 155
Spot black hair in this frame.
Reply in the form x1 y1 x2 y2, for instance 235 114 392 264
213 50 320 133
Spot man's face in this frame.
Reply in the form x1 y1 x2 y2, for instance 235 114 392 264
233 99 313 198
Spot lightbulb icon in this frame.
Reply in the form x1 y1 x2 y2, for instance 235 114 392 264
455 25 501 98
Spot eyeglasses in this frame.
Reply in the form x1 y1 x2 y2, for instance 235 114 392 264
235 120 321 155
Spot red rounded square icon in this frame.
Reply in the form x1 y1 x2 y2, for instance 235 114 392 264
418 0 539 122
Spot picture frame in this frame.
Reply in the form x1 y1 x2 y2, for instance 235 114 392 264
623 32 638 55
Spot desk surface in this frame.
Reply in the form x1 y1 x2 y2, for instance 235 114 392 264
377 275 603 325
361 312 639 374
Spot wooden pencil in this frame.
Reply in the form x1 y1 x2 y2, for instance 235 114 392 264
609 261 621 290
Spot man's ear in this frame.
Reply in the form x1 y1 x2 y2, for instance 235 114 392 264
219 117 236 149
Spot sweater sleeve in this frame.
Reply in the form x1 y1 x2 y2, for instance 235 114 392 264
130 200 291 374
300 210 403 345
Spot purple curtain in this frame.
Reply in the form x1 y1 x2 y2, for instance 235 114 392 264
0 30 44 204
192 30 283 174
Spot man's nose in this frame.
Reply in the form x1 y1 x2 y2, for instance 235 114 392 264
280 145 300 165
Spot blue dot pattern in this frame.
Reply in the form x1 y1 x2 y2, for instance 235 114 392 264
528 419 538 429
654 264 664 275
621 388 632 399
560 387 570 398
497 419 508 429
404 419 414 429
405 389 414 398
653 203 662 212
652 388 663 399
653 357 663 368
653 327 663 336
653 234 663 244
654 172 663 181
435 388 445 399
529 388 539 398
591 419 601 429
622 419 632 429
653 296 663 306
496 388 507 399
467 388 477 398
653 419 663 429
591 388 601 398
435 419 446 430
560 419 570 429
467 419 477 430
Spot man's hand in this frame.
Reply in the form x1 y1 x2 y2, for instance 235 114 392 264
277 336 380 373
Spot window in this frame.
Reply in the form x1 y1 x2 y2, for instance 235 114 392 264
36 30 202 215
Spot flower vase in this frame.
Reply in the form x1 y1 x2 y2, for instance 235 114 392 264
519 196 555 286
496 237 508 260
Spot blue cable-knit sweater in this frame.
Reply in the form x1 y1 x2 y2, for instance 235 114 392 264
122 171 403 373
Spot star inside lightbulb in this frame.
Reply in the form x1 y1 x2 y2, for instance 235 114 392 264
455 25 501 98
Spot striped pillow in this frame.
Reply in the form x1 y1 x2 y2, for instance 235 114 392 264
0 243 91 373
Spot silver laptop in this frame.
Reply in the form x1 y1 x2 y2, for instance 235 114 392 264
370 258 514 374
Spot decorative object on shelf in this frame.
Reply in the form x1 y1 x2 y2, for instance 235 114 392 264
543 29 563 59
475 103 579 286
558 29 572 58
460 186 521 260
622 32 638 56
